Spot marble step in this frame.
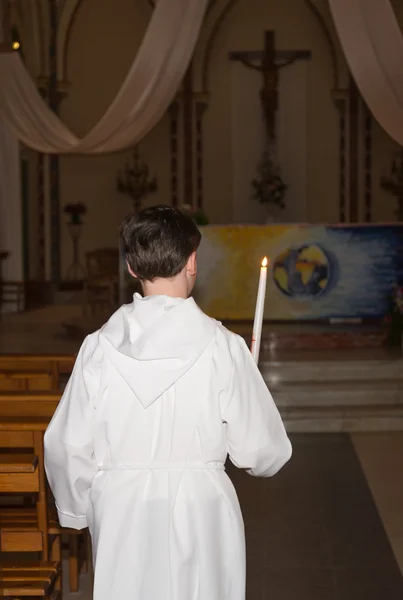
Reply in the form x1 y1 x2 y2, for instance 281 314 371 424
271 379 403 407
238 327 385 350
261 357 403 384
283 403 403 433
260 330 384 350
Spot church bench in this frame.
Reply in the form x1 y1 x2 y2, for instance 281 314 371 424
0 509 89 592
1 564 58 581
0 420 50 560
0 392 60 418
0 560 60 598
0 580 58 598
0 371 53 392
0 417 89 593
0 355 76 392
0 448 62 595
0 454 43 553
0 454 39 494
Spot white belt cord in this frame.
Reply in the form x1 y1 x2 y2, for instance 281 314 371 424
98 461 225 472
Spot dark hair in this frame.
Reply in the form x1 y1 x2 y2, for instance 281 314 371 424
120 205 201 281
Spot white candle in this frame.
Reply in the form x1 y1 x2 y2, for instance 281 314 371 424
251 256 268 364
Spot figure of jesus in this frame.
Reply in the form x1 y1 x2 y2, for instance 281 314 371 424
230 31 311 142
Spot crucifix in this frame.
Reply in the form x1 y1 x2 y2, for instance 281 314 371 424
229 31 311 141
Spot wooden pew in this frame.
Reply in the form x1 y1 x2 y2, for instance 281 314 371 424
0 396 90 592
0 420 50 559
0 354 76 392
0 453 61 598
0 560 60 598
0 454 41 552
0 392 60 419
0 371 53 392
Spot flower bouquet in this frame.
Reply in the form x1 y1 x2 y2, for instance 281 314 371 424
252 151 287 211
64 202 87 225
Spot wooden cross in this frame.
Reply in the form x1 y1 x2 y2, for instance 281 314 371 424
229 31 311 141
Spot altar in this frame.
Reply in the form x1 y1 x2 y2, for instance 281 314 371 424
193 223 403 321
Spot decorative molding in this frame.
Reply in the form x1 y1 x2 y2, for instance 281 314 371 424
37 154 45 280
195 100 208 209
348 76 359 223
169 102 180 207
183 65 194 206
49 0 61 282
339 103 347 223
363 103 372 223
333 89 348 223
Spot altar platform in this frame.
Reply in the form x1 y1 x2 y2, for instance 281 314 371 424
0 305 402 433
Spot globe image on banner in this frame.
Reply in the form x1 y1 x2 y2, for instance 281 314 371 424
273 244 333 298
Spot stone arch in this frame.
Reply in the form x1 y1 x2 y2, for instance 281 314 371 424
32 0 48 75
57 0 153 82
197 0 342 93
37 0 50 76
57 0 81 81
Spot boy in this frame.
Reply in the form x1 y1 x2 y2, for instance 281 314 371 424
44 205 292 600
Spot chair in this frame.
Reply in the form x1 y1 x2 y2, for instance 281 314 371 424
84 247 119 316
0 281 25 314
0 452 61 598
0 393 90 593
0 561 60 599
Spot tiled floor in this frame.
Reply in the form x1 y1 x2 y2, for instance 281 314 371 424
64 433 403 600
352 432 403 575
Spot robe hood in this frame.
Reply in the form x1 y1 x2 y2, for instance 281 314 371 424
98 293 217 408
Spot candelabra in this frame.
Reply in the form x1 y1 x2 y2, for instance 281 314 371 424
116 147 157 212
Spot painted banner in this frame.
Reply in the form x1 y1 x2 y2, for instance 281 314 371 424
194 225 403 320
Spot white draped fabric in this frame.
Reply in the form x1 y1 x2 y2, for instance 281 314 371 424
329 0 403 145
0 0 208 154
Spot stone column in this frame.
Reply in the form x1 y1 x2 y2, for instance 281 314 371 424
362 101 373 222
333 89 349 223
35 77 69 283
348 76 359 222
195 95 208 210
168 101 180 207
0 1 23 286
183 65 194 206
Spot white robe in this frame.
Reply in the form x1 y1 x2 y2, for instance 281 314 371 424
44 294 291 600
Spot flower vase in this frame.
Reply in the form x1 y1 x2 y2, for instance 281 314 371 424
264 206 279 224
70 214 82 225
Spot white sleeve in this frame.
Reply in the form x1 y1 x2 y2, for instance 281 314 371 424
44 335 100 529
222 334 292 477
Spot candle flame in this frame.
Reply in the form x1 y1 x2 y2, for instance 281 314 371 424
261 256 268 268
